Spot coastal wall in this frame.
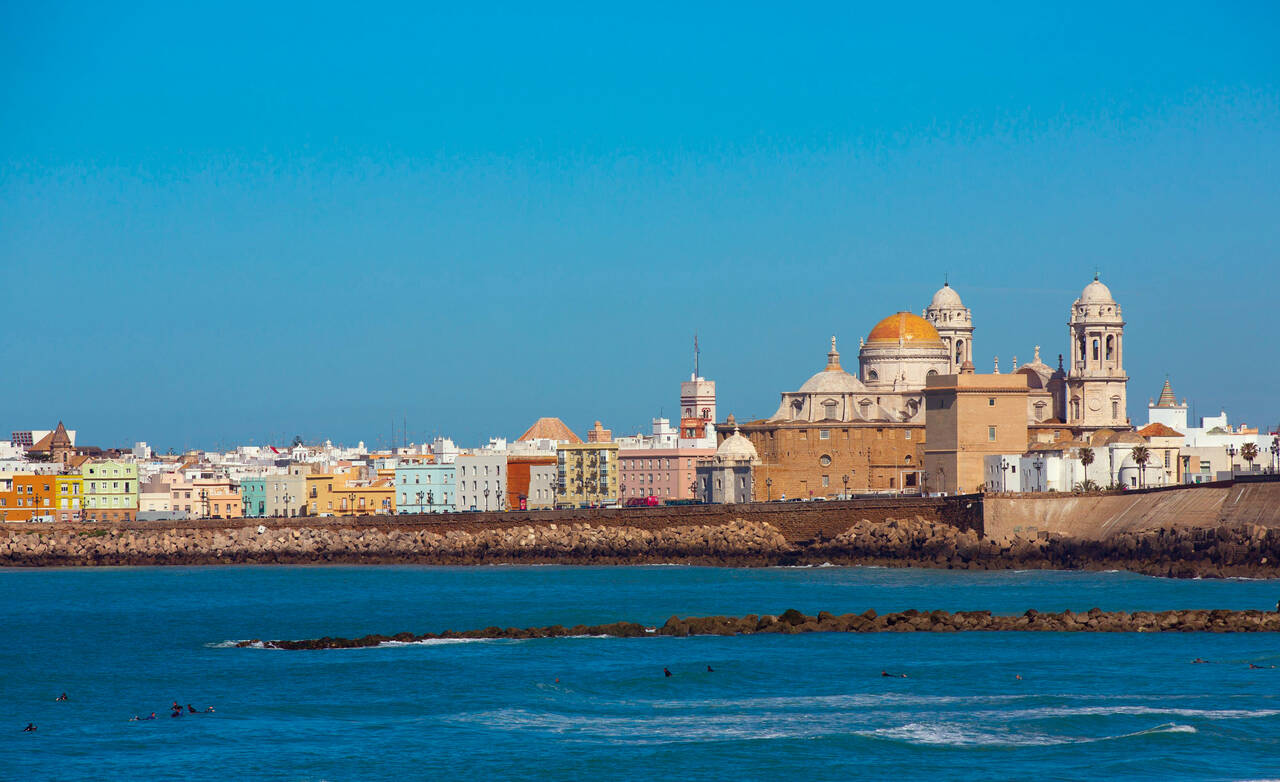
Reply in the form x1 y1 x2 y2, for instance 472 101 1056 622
984 478 1280 540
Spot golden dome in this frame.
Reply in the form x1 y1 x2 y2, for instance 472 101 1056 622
866 312 943 345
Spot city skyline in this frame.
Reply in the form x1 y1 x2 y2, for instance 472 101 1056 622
3 3 1278 449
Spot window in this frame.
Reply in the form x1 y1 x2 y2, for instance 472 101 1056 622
1112 401 1119 419
819 430 830 440
1092 339 1099 361
988 398 995 406
904 430 911 440
988 426 996 441
822 475 829 487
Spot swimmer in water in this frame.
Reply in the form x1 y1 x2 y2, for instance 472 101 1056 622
1015 674 1023 680
204 706 215 713
881 670 908 678
663 667 672 677
188 704 198 713
1192 657 1209 664
143 712 157 720
23 723 37 732
55 693 68 702
707 665 714 673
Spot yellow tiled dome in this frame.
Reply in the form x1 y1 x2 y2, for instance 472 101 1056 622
866 312 943 345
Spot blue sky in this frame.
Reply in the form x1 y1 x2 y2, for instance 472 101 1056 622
2 2 1278 451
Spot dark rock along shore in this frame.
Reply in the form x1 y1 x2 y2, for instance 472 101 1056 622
2 516 1278 579
243 607 1280 650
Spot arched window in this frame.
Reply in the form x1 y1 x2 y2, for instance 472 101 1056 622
955 340 964 365
1091 339 1099 361
1105 335 1114 361
868 370 878 381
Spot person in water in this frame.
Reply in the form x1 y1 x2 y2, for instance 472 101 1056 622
187 704 198 713
143 712 157 720
23 723 37 732
663 667 672 677
706 665 714 673
881 670 908 678
1192 657 1209 664
204 706 215 713
55 693 68 702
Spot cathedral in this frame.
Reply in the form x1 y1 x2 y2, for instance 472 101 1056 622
720 276 1131 498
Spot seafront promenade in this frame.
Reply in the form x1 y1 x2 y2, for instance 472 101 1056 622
3 479 1279 576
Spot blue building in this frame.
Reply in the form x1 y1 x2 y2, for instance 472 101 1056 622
394 460 457 514
240 478 266 518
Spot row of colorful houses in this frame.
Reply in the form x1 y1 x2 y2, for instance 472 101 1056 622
0 460 139 522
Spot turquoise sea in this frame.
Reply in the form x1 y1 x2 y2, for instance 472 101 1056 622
4 565 1279 780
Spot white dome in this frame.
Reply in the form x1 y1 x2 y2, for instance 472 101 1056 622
930 283 963 308
798 368 863 394
716 428 759 462
1079 278 1115 304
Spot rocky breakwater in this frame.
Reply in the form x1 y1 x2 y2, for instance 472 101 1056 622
809 516 1280 578
244 607 1280 649
0 519 791 567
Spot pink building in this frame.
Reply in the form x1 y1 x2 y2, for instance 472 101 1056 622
618 448 713 502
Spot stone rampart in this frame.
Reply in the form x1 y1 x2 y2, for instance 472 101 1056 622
984 477 1280 540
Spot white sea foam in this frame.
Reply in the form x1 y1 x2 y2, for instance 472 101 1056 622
377 638 495 647
984 705 1280 721
207 640 270 649
861 721 1197 748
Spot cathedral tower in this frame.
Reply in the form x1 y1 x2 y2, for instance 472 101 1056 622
923 282 974 374
1065 275 1129 432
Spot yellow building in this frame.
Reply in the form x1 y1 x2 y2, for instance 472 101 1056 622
305 470 396 516
555 442 620 508
54 475 83 522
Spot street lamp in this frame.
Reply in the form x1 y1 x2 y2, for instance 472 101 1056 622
283 492 291 518
348 491 356 517
199 490 208 519
842 474 849 500
1270 437 1279 474
1000 461 1013 493
427 490 434 513
765 477 772 501
1225 445 1237 480
416 490 424 515
483 487 490 512
1034 459 1045 492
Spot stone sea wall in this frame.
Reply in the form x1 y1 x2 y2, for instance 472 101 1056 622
2 515 1279 577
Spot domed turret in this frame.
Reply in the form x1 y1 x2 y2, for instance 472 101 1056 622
923 281 974 373
1067 274 1128 431
930 282 964 308
715 427 759 464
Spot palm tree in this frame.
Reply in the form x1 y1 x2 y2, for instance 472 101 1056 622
1077 447 1095 491
1131 445 1150 489
1240 442 1259 472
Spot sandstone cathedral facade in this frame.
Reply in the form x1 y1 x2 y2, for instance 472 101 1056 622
720 277 1131 499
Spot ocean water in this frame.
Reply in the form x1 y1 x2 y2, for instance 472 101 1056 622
3 566 1279 780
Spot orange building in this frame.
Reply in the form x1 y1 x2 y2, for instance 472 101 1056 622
506 455 556 510
0 474 60 521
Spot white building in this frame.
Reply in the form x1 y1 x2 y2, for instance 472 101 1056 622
455 452 506 512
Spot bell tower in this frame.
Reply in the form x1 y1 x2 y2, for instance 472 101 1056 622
1065 275 1129 432
923 281 974 374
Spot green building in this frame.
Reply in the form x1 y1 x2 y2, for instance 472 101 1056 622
82 460 139 522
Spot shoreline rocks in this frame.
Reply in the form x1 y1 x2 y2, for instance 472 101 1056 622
1 516 1277 579
246 607 1280 649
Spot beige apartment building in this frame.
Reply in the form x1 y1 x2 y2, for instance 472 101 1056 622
923 364 1029 495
